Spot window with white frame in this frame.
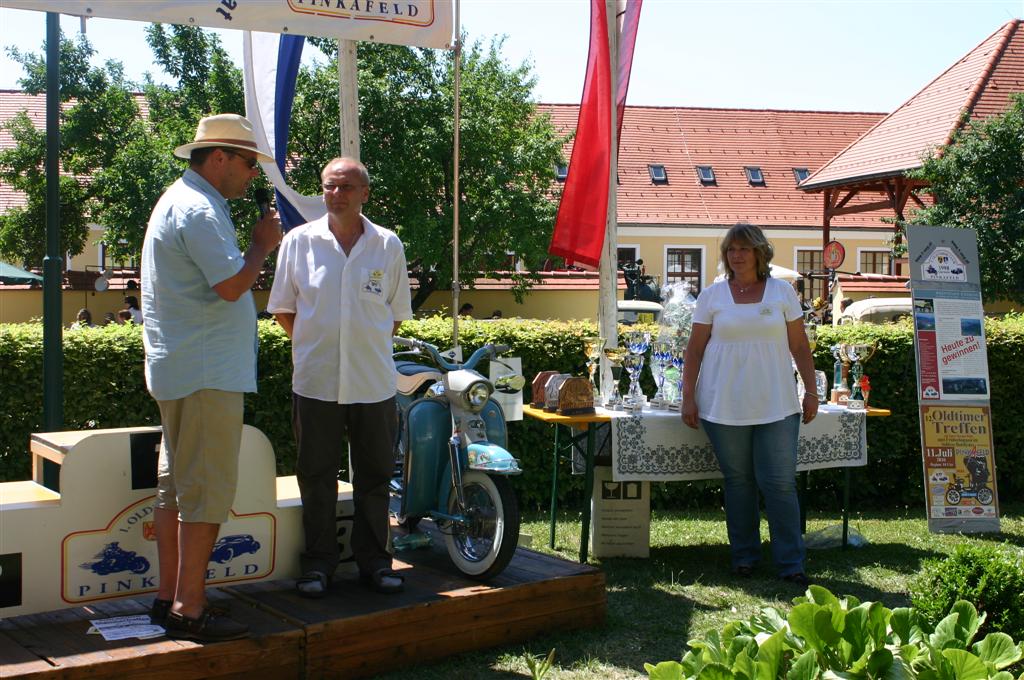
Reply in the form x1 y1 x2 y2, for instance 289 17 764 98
666 248 702 293
795 249 824 305
859 250 891 275
617 246 638 269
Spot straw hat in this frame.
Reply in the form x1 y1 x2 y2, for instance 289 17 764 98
173 113 273 162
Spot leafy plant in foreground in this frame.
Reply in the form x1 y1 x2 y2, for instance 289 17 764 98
645 585 1024 679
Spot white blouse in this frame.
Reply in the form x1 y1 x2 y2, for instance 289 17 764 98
692 277 804 426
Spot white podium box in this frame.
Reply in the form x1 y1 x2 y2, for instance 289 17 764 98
0 425 352 617
589 465 650 558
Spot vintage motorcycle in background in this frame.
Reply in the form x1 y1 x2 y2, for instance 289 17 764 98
390 337 525 580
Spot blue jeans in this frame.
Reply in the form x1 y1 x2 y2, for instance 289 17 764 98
701 414 805 576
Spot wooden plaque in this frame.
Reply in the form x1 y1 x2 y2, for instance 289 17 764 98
557 377 595 415
531 371 559 408
543 374 572 412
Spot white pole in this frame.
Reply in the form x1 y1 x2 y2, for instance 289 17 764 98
451 0 462 350
338 39 360 160
597 0 620 402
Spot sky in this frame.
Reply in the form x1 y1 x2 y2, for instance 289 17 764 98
1 0 1022 113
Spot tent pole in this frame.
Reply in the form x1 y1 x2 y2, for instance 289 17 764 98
43 11 63 433
338 39 361 160
451 0 462 350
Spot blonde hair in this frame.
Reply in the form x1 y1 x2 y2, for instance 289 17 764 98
720 223 774 281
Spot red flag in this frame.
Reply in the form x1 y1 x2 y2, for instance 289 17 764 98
549 0 642 268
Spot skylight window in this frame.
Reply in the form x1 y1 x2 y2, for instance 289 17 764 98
555 164 568 182
696 165 716 184
745 166 765 185
648 164 667 183
793 167 810 183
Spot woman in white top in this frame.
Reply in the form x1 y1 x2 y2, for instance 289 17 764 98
682 223 818 587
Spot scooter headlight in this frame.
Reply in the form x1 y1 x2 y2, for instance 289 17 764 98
466 380 493 411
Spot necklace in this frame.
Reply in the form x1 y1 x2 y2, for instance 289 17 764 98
732 279 758 294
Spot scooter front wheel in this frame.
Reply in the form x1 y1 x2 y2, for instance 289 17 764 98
444 471 520 580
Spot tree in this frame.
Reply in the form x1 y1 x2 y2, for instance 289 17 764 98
0 32 140 267
292 37 567 310
909 93 1024 303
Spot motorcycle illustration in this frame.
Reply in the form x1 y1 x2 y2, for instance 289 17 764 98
79 541 150 575
945 450 993 505
390 336 525 580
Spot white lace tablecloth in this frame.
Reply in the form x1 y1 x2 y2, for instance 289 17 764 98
611 404 867 482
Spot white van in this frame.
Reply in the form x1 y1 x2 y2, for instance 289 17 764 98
836 297 912 325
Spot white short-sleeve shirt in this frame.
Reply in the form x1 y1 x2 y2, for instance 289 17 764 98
692 277 804 426
267 215 413 404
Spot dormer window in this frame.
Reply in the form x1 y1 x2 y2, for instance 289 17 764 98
555 164 568 182
793 167 810 183
648 164 667 184
696 165 716 184
745 166 765 185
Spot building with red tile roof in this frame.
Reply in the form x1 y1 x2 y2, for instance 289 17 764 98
800 19 1024 245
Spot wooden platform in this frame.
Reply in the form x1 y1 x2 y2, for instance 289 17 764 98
1 529 606 679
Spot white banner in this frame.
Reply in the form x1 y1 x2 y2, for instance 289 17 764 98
5 0 454 49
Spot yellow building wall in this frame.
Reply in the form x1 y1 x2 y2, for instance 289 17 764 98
420 288 610 321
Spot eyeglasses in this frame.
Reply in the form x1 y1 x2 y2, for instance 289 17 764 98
322 183 367 193
223 149 260 169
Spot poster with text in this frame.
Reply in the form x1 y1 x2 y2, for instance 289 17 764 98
920 405 999 528
912 289 989 401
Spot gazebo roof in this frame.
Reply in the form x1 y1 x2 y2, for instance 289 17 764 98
800 19 1024 192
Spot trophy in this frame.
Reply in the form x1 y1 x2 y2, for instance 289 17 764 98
603 347 627 409
830 343 850 405
650 340 673 408
841 342 876 410
622 352 646 412
668 344 686 411
582 336 605 399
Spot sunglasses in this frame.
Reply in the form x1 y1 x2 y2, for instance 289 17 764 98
223 148 260 169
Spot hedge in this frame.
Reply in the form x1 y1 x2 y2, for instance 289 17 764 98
2 315 1022 512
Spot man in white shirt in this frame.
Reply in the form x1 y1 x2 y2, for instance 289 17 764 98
267 157 413 597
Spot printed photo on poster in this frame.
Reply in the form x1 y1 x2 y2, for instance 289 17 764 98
913 290 989 401
920 405 998 520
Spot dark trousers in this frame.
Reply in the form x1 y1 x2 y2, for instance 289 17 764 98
292 393 398 577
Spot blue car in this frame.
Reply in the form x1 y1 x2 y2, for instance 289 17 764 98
209 534 261 563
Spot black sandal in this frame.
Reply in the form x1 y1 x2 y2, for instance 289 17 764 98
361 567 405 594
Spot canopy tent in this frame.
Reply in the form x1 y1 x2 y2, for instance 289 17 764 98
0 262 44 285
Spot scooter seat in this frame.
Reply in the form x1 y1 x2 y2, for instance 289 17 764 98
395 360 443 396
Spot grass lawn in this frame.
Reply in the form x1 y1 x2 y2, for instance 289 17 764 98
373 504 1024 680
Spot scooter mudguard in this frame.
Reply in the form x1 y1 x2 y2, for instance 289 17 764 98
401 398 451 518
481 398 508 448
466 442 521 474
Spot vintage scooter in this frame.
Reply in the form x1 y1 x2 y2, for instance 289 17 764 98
390 336 525 580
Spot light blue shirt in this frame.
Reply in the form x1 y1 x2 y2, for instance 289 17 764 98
141 169 257 401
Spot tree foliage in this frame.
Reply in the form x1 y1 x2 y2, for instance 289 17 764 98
909 93 1024 303
294 37 567 309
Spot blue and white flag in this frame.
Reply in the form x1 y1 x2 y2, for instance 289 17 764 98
243 31 327 230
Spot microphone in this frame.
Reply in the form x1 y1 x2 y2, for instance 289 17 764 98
254 188 271 218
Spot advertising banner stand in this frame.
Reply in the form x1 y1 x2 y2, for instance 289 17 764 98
906 225 999 534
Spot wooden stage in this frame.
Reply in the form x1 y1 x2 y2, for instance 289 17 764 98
1 529 606 679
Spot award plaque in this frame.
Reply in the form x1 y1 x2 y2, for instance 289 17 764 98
543 373 572 412
557 376 596 416
531 371 559 408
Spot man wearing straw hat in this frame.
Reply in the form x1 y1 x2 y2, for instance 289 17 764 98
142 113 282 642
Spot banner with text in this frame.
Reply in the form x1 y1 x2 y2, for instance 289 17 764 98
5 0 454 49
907 224 999 533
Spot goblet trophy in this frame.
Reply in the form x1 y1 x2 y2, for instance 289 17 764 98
582 336 605 399
830 343 849 404
841 342 876 410
626 329 651 355
669 345 686 411
650 340 673 408
603 347 627 409
622 352 646 412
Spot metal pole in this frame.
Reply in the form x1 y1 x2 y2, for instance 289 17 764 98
451 0 462 350
43 12 63 433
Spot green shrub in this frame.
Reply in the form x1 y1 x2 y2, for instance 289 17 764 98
2 315 1024 512
646 586 1024 679
910 543 1024 641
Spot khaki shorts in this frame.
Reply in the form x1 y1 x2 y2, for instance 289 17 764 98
155 389 244 524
